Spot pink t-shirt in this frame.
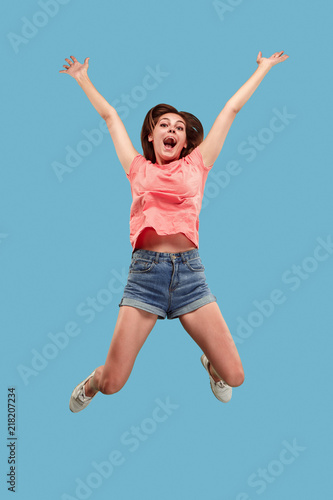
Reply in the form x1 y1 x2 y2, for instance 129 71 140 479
126 146 213 250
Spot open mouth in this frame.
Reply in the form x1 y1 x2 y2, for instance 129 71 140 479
163 137 177 150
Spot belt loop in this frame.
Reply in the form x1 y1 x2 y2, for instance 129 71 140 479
155 252 160 264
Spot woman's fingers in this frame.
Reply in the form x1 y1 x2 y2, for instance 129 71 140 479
59 63 70 73
269 51 289 65
255 50 289 68
59 55 89 75
272 51 284 58
59 56 75 73
63 56 77 68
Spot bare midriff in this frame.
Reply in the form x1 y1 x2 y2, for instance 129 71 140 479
134 227 197 253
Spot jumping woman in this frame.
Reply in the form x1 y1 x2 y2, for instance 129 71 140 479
59 50 289 412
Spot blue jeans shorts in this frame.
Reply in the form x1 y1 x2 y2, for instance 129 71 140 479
118 248 217 320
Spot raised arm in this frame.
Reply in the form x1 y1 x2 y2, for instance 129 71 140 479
198 50 289 168
59 56 139 174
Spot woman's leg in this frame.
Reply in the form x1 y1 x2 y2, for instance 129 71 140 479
85 305 158 396
178 301 244 387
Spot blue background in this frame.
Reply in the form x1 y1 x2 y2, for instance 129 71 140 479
1 1 332 499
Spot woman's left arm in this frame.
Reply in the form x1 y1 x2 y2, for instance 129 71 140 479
199 51 289 168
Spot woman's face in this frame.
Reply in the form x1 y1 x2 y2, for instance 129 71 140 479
148 113 187 165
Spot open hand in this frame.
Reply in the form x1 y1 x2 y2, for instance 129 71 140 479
59 55 90 80
256 51 289 68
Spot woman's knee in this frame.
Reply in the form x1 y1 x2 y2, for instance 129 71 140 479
99 375 126 395
224 366 245 387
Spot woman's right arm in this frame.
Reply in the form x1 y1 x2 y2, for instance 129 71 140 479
59 55 139 175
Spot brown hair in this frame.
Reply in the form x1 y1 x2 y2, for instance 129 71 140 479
140 103 204 163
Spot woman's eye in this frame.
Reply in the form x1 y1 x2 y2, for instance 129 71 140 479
177 127 184 131
160 123 167 127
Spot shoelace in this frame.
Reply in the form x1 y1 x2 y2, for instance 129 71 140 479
215 380 228 389
78 386 91 403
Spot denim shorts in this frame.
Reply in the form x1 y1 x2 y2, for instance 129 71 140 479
118 248 217 320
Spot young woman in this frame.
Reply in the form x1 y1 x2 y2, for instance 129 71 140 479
59 50 289 412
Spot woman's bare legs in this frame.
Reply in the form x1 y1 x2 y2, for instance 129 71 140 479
179 301 244 387
85 306 158 397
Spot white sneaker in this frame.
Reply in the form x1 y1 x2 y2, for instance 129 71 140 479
69 370 97 413
200 354 232 403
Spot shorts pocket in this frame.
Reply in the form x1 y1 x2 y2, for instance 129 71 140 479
185 256 205 272
129 257 156 273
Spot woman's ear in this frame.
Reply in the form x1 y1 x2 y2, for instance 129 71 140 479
148 133 153 142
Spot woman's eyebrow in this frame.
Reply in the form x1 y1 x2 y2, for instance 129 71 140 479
159 118 186 125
